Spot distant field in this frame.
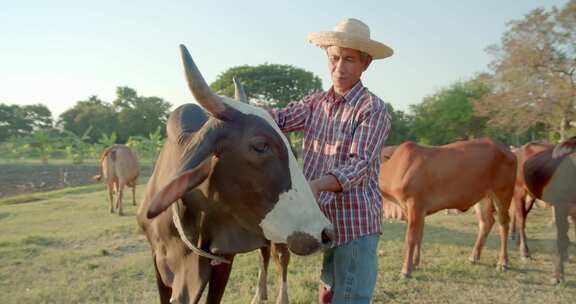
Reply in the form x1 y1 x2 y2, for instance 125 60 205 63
0 186 574 303
0 162 153 198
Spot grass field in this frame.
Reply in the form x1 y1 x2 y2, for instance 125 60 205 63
0 186 575 303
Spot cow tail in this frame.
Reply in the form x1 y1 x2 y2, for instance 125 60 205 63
93 146 116 181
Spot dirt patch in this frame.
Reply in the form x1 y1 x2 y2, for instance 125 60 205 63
0 164 153 198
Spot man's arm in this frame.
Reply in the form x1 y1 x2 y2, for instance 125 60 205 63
268 93 319 132
309 174 342 200
328 100 392 192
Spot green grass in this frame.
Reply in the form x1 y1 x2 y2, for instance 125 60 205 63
0 158 100 165
0 178 150 207
0 158 156 166
0 186 575 303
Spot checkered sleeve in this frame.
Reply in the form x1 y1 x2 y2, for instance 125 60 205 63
329 98 392 191
270 93 320 132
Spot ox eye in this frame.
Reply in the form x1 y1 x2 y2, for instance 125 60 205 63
251 142 270 154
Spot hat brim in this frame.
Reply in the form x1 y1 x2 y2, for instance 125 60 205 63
308 31 393 60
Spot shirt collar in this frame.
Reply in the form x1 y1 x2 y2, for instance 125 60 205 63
326 80 365 104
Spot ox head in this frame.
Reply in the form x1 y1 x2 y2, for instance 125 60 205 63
146 45 333 256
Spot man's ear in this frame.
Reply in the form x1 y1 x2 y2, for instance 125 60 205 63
363 56 373 71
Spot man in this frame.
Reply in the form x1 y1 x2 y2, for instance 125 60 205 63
270 18 393 303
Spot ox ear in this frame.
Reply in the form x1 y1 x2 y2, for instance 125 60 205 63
147 156 214 219
552 137 576 159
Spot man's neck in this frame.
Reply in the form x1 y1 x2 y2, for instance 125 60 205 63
333 87 349 97
333 81 361 97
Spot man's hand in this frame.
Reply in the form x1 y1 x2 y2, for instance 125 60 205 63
309 174 342 201
309 179 322 201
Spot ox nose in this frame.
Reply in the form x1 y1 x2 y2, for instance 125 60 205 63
321 227 335 248
286 232 320 256
286 227 335 256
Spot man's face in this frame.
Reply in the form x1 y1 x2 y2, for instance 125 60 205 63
326 46 371 94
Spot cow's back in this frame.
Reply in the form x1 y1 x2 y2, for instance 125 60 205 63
515 143 553 188
379 139 516 213
115 146 139 181
525 149 575 204
103 145 140 183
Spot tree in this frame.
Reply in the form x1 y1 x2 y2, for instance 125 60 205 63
410 77 491 145
210 64 322 108
62 127 92 164
477 1 576 141
0 103 53 141
127 126 165 163
20 130 60 164
58 96 118 143
386 106 416 145
114 87 171 142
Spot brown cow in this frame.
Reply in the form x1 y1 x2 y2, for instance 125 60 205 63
378 139 516 278
233 76 290 304
524 136 576 283
509 142 553 259
136 45 333 304
93 144 139 216
380 146 406 222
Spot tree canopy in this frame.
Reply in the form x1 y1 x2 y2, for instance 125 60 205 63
58 87 171 143
58 96 118 143
0 103 53 141
410 76 491 145
477 0 576 140
210 64 322 108
113 87 171 142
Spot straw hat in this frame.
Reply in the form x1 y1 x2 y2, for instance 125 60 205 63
308 18 393 60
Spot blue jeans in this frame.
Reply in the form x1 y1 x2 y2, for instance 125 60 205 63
320 234 380 304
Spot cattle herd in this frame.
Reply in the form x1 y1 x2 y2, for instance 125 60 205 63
90 45 576 303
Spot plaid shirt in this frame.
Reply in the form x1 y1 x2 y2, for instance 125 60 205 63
271 81 392 246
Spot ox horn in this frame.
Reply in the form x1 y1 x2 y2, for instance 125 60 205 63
232 76 249 103
179 44 227 116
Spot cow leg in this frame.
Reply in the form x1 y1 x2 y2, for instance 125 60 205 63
107 183 115 213
272 243 290 304
517 195 535 260
509 188 524 242
494 190 512 272
251 246 270 304
401 205 424 278
469 201 495 264
572 214 576 243
413 232 423 268
510 206 517 241
153 255 172 304
206 255 235 304
116 181 125 216
495 211 510 271
553 206 570 284
131 182 137 206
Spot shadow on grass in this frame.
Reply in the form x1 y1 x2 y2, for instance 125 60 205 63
0 212 11 221
0 184 105 206
382 221 560 257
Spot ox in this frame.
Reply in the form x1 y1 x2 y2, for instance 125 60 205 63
524 137 576 283
136 45 333 304
93 144 139 216
378 139 516 278
232 76 291 304
509 142 553 259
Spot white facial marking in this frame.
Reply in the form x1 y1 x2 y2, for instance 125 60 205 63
220 97 332 243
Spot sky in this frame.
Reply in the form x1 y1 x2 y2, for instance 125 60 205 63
0 0 569 118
